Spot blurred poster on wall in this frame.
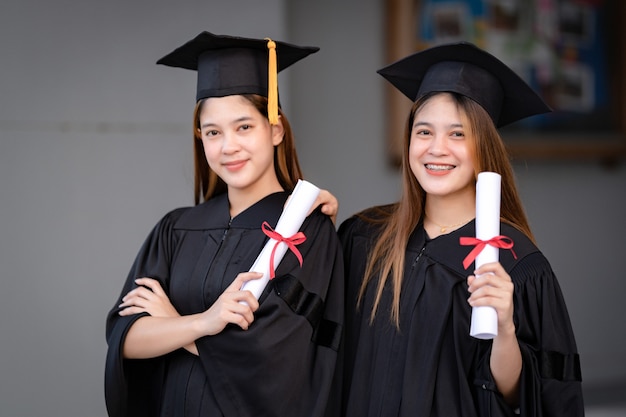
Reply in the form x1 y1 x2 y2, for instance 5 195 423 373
414 0 612 133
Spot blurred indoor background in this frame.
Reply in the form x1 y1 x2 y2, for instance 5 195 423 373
1 1 624 416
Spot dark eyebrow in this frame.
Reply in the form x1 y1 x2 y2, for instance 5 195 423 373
200 115 254 130
412 121 432 129
412 121 464 129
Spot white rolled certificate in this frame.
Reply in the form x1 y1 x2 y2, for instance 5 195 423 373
469 172 501 340
240 179 320 300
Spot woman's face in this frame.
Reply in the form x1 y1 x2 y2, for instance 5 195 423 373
198 95 283 197
408 93 475 200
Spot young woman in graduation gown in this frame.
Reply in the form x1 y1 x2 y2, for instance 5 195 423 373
337 43 583 416
104 32 343 417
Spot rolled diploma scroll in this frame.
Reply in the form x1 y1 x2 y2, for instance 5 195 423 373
240 179 320 300
470 172 501 340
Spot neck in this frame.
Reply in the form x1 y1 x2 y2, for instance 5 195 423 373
228 183 284 218
424 191 475 235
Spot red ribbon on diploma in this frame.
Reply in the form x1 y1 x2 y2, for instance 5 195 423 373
261 221 306 279
459 235 517 270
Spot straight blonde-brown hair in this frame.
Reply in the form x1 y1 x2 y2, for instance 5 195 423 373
359 92 535 327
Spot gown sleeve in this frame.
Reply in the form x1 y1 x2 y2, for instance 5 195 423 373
475 249 584 417
514 251 583 416
104 208 186 417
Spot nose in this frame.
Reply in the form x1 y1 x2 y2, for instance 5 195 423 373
221 131 240 154
428 133 448 155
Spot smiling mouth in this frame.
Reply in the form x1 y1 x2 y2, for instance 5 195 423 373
425 164 454 171
223 160 246 170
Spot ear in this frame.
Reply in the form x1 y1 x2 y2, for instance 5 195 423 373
271 116 284 146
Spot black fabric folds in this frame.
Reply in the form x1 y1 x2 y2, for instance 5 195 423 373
336 211 584 417
105 192 344 417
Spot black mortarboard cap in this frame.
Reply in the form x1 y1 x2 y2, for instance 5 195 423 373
157 31 319 124
377 42 551 127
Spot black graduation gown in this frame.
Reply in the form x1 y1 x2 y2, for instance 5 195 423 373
105 192 344 417
338 209 583 417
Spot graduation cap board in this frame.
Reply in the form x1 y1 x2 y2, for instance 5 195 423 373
157 31 319 124
377 42 551 127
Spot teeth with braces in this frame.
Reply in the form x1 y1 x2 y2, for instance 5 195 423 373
425 164 453 171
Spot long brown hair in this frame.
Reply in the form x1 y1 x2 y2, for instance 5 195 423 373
192 94 303 204
360 92 535 326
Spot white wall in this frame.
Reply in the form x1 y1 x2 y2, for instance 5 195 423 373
0 1 287 416
0 1 624 416
513 161 626 386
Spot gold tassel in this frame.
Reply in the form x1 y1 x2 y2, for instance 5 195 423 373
265 38 278 125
